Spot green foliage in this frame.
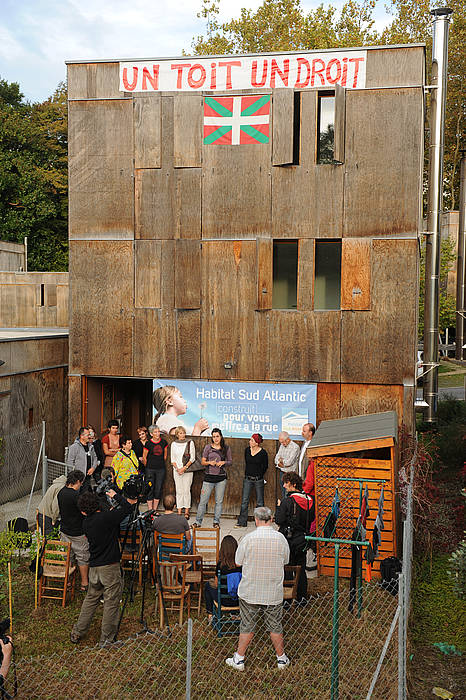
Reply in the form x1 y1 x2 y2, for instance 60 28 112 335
412 554 466 651
0 528 31 571
0 79 68 271
418 237 457 337
447 533 466 599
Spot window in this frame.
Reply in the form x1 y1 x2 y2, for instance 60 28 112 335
314 240 341 310
272 240 298 309
317 93 335 164
40 283 45 307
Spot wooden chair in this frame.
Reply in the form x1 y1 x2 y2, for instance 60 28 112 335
192 527 219 579
283 565 300 603
211 572 240 638
38 540 76 608
157 532 187 562
119 528 144 587
170 553 203 614
155 561 190 628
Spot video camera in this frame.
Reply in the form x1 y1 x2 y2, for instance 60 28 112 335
95 475 118 508
122 474 149 500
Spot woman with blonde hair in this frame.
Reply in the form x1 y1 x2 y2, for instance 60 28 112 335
153 385 208 436
170 426 195 519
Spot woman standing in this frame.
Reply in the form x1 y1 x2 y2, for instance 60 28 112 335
170 426 195 519
111 435 139 490
235 434 268 528
87 425 105 480
193 428 232 529
101 420 120 467
142 425 168 512
132 426 149 473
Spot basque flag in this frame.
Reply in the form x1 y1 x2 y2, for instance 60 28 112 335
204 94 270 145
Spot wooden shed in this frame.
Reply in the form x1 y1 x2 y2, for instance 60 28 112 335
307 411 398 578
66 44 424 515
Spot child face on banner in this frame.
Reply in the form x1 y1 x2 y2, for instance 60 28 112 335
167 389 187 416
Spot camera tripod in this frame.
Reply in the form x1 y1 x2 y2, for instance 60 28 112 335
116 505 170 638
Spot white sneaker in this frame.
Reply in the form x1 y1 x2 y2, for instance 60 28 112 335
277 656 290 670
226 656 244 671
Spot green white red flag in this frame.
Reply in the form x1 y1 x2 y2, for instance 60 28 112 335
204 95 271 145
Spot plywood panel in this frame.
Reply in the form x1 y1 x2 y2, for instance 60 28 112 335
340 384 403 427
174 94 203 168
341 239 418 383
297 238 314 310
202 142 271 237
272 90 294 165
45 284 57 307
365 46 425 88
68 62 121 100
175 240 201 309
56 285 69 327
69 241 134 376
134 240 161 308
69 100 134 239
256 238 273 310
175 169 201 239
68 375 83 443
201 241 269 380
341 238 371 310
176 309 201 378
334 83 346 163
272 91 344 238
316 383 341 425
344 88 423 237
268 310 340 382
134 96 161 168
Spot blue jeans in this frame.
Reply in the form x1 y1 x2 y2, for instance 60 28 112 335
237 478 264 526
195 479 226 525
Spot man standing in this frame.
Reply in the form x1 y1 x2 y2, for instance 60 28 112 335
58 470 89 590
71 488 137 647
67 427 98 478
226 506 290 671
274 432 300 499
298 422 315 479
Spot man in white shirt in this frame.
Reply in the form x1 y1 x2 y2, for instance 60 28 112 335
298 422 316 478
225 506 290 672
274 432 300 499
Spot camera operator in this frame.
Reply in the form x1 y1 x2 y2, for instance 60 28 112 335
70 488 137 647
0 635 12 684
58 470 89 591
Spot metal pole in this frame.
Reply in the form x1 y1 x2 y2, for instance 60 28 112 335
41 421 47 496
456 153 466 360
398 573 406 700
24 236 28 272
423 7 453 422
186 617 192 700
331 543 340 700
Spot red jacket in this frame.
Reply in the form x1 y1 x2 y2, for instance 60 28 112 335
303 458 315 497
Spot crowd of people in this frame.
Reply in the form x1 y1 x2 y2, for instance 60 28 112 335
34 418 318 668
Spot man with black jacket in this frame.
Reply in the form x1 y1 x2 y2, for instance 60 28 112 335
274 472 314 602
70 489 137 647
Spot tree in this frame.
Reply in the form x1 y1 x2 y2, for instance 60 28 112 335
418 237 457 337
0 79 68 271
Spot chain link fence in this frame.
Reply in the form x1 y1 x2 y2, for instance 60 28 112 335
0 423 44 505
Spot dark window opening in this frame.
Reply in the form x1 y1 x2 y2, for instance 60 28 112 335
314 240 341 310
273 240 298 309
292 91 301 165
317 93 335 164
40 283 45 307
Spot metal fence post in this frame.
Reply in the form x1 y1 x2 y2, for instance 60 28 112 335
186 618 192 700
331 543 340 700
41 421 47 496
397 571 406 700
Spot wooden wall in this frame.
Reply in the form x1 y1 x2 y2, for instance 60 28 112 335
67 46 424 452
0 241 25 272
0 272 68 328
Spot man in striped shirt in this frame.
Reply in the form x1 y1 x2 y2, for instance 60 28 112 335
226 506 290 671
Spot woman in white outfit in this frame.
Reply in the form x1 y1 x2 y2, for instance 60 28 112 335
170 426 195 518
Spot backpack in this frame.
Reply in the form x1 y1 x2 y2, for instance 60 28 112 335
380 556 402 596
7 517 32 546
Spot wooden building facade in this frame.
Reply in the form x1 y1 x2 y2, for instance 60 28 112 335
66 45 424 516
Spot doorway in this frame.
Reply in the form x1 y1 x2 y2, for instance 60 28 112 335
84 377 153 439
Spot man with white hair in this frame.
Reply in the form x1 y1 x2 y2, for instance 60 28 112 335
226 506 290 671
274 431 300 499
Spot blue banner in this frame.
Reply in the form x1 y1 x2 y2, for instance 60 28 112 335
152 380 316 439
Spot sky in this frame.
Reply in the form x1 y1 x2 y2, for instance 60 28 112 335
0 0 393 103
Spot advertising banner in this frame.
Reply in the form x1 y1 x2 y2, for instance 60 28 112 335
120 51 367 93
152 380 316 439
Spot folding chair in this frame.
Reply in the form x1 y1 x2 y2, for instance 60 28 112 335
211 573 240 638
38 540 76 608
155 561 190 628
192 527 219 580
170 553 203 614
119 529 144 587
283 565 300 604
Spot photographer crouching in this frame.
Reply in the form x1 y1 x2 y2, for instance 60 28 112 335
70 487 137 647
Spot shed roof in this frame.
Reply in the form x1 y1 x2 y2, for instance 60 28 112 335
309 411 398 454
